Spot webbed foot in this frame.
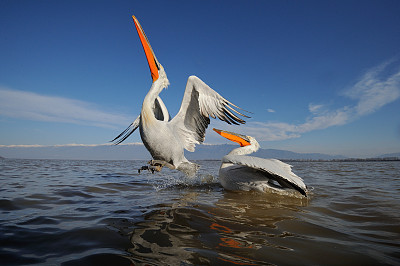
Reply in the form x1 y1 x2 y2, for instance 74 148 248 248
148 160 175 170
137 160 175 174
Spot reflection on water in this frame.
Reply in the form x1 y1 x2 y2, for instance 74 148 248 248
125 189 309 265
0 159 399 265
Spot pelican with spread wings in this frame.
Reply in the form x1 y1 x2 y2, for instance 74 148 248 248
213 128 308 197
112 16 249 175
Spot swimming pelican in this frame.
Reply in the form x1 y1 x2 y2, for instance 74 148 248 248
111 16 249 175
213 128 307 197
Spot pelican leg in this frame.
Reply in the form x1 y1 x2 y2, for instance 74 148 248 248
137 160 175 174
148 160 175 170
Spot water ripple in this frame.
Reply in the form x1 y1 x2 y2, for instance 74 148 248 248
0 159 399 265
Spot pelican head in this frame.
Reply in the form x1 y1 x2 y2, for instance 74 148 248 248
213 128 260 155
132 16 169 90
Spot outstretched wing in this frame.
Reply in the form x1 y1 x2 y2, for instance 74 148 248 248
170 76 249 152
223 155 307 196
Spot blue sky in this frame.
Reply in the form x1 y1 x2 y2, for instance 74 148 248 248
1 0 400 158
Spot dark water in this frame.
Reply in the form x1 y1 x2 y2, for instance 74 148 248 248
0 159 399 265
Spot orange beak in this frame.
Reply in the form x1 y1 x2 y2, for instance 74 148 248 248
132 15 160 82
213 128 251 147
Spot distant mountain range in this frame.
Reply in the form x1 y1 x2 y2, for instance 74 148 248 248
1 143 399 161
0 143 361 161
185 144 347 160
376 152 400 158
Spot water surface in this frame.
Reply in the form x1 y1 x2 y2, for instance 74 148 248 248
0 159 399 265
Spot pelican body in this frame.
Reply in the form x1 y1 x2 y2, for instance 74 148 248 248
213 129 307 197
112 16 249 175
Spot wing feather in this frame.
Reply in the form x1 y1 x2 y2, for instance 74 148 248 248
154 96 170 122
223 155 307 196
170 76 249 152
111 115 140 145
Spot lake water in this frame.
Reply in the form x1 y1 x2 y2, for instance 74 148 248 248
0 159 399 265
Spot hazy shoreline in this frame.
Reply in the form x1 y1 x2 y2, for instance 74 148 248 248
1 157 399 162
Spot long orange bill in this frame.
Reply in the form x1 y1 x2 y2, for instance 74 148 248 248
213 128 251 147
132 15 160 82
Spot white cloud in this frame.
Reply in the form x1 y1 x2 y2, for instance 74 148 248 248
0 87 132 128
308 103 324 114
210 58 400 142
267 108 275 113
345 60 400 116
297 106 352 133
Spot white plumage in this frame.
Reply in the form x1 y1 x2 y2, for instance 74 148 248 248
214 129 308 197
112 16 248 175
